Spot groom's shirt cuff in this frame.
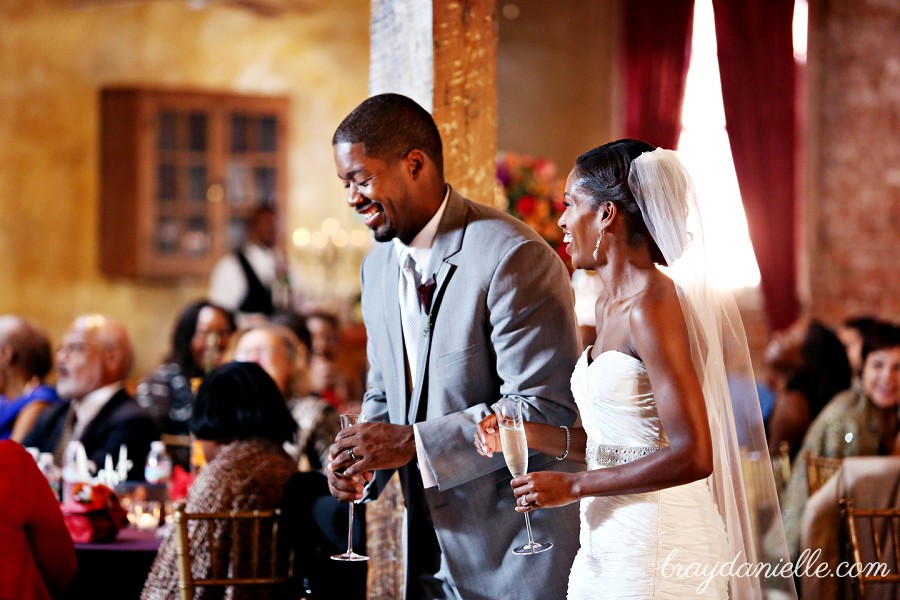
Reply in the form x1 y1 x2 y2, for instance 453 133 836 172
413 424 438 488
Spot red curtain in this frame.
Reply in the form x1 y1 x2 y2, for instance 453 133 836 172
622 0 695 149
712 0 798 330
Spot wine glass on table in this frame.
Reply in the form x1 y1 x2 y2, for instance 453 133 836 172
331 413 369 562
492 397 553 555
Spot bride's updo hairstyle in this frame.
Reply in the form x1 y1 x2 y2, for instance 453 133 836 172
574 139 667 266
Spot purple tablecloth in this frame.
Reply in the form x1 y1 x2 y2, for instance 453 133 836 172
74 526 163 552
66 527 163 600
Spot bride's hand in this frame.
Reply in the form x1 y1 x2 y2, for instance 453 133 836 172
511 472 579 512
475 414 501 458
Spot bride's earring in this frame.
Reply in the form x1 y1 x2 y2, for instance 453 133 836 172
592 231 605 261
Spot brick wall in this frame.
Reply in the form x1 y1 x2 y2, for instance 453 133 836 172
803 0 900 325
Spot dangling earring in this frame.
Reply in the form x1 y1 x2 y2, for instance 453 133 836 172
592 231 605 261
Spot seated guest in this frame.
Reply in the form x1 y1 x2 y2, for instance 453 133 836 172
0 316 62 442
0 439 77 599
232 323 362 597
305 311 363 413
778 321 900 559
22 314 159 479
142 362 298 600
135 300 235 469
766 317 852 457
232 323 340 472
836 314 879 377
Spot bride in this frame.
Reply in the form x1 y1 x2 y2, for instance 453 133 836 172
476 140 794 599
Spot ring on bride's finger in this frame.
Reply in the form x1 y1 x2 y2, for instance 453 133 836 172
348 448 358 461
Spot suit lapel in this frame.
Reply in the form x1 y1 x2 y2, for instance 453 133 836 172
79 389 126 450
381 248 407 424
407 188 467 423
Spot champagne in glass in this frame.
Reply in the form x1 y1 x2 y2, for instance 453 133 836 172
492 397 553 555
331 413 369 562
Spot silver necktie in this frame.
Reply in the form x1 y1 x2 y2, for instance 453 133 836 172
399 250 425 384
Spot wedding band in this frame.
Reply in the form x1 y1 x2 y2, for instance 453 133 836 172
348 448 358 461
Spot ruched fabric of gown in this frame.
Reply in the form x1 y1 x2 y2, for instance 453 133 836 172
567 349 730 599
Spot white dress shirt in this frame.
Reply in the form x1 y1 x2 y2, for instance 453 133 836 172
392 186 449 489
208 242 278 312
72 382 124 440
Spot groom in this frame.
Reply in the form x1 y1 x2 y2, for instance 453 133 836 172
326 93 582 600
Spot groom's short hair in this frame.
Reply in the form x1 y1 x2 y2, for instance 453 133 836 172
333 93 444 178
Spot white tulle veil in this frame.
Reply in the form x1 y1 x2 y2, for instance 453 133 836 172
629 148 796 599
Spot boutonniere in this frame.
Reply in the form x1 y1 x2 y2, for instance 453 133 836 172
417 276 437 337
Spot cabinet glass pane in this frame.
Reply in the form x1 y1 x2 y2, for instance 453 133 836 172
259 116 277 152
188 165 208 202
182 217 210 256
157 163 177 201
231 114 249 153
254 167 276 204
158 112 177 150
156 217 179 254
188 113 207 152
228 216 247 251
226 163 250 205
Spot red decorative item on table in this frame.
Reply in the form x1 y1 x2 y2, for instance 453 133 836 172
61 482 129 542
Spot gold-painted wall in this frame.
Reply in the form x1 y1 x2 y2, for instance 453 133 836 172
0 0 369 377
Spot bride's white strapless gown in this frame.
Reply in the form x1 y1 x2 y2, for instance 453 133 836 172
567 349 730 599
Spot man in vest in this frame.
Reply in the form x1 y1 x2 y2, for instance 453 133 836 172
209 204 291 324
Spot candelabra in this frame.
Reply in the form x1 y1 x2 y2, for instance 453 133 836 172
291 218 370 318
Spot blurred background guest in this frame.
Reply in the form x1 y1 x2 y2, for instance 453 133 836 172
22 314 159 480
142 362 298 600
135 300 235 470
765 317 852 457
836 314 879 378
0 439 77 600
209 204 294 325
305 310 363 414
0 316 62 442
231 323 340 472
777 320 900 559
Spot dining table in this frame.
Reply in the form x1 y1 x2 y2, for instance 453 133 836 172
64 526 163 600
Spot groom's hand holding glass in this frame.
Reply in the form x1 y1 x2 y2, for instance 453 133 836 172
327 421 418 501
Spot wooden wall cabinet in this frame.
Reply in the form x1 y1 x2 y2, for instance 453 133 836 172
100 87 288 278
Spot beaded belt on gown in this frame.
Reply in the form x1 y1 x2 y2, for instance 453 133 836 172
586 436 659 469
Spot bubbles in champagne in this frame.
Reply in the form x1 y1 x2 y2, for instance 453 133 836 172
500 424 528 476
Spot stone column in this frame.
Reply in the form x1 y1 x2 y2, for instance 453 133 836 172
370 0 498 204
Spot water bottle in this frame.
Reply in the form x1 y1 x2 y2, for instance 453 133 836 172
61 442 87 504
145 441 173 484
38 453 62 501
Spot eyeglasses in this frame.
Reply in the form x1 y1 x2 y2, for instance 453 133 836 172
57 341 101 356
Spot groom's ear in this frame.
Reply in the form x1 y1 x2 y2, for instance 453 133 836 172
404 149 426 179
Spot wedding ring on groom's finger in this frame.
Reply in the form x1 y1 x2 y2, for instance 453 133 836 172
348 447 358 461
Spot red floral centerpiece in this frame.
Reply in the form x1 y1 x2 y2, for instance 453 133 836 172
61 482 129 542
496 152 570 269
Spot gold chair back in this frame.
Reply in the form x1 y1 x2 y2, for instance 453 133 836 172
772 441 792 502
841 499 900 599
173 501 293 600
805 451 843 496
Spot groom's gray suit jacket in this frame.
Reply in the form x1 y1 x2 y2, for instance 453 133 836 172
360 187 583 600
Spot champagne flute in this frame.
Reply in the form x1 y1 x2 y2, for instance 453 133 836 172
492 397 553 555
331 413 369 562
